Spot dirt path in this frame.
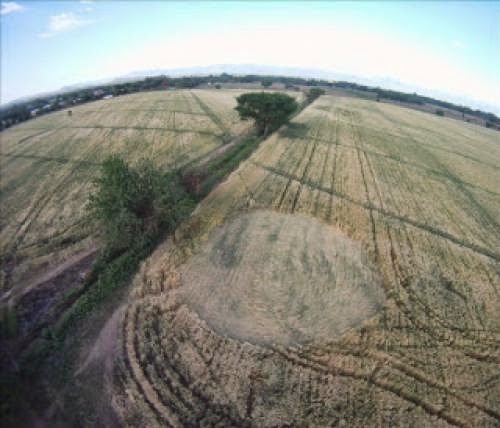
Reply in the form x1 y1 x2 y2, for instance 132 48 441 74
2 244 99 305
76 306 124 376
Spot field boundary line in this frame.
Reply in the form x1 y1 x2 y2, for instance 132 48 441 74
189 91 231 138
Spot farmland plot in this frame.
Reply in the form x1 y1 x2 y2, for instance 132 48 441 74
0 89 253 292
116 95 500 426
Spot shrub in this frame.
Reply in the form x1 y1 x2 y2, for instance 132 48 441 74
88 156 194 253
435 109 445 116
261 79 273 88
305 87 325 104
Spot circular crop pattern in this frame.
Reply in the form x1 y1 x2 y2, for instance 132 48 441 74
179 210 385 346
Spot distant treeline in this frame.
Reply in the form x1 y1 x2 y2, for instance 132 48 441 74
1 73 498 130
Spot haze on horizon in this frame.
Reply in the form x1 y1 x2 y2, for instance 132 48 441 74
1 1 499 114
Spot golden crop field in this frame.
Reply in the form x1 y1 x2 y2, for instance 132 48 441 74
0 89 254 293
116 95 500 426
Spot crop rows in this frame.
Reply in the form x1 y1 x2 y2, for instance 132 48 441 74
117 95 500 426
0 89 252 291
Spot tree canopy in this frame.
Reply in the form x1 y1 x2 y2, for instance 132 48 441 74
306 87 325 103
88 156 193 253
235 92 298 136
261 79 273 88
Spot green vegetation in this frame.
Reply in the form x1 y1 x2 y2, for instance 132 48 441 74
88 156 193 254
305 87 325 104
59 157 195 328
261 78 273 88
235 92 298 136
435 109 445 116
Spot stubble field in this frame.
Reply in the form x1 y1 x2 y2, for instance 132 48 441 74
115 95 500 427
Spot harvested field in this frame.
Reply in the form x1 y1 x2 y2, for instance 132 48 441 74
116 95 500 426
0 89 256 294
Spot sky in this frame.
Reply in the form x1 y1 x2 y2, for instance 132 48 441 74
1 1 499 113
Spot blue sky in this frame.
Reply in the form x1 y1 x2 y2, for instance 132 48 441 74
1 1 499 112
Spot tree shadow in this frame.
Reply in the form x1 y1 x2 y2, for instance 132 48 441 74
278 122 309 139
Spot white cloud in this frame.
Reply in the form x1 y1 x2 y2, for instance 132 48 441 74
39 12 93 38
79 0 93 4
1 2 25 15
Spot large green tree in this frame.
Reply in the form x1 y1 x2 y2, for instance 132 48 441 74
235 92 298 137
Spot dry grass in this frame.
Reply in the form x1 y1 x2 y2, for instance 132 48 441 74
178 210 384 347
0 89 254 293
116 95 500 426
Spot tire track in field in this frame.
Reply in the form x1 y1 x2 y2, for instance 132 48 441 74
130 301 251 426
326 115 340 221
13 125 223 138
6 163 86 255
288 134 500 197
290 116 325 213
333 114 500 171
349 112 380 261
189 91 231 138
1 153 101 166
250 137 300 206
270 345 468 428
4 129 105 271
276 137 314 210
375 106 500 251
313 120 333 216
0 128 59 156
122 305 176 427
78 108 209 116
250 161 500 262
312 344 500 423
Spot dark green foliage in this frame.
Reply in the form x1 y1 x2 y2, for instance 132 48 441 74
261 79 273 88
0 307 18 339
306 87 325 104
88 156 193 253
215 84 221 89
53 157 195 336
235 92 298 136
435 109 445 116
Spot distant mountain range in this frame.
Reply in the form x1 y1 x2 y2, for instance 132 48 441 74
3 64 499 115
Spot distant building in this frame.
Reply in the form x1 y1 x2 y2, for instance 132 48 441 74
93 89 104 97
42 104 52 110
30 108 40 117
103 94 114 100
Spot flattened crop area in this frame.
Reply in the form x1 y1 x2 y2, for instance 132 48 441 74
118 95 500 427
179 210 385 346
0 89 249 291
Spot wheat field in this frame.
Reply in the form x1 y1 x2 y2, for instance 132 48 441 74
116 95 500 427
0 89 254 292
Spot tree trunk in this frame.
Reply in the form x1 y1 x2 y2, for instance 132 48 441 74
263 124 270 138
